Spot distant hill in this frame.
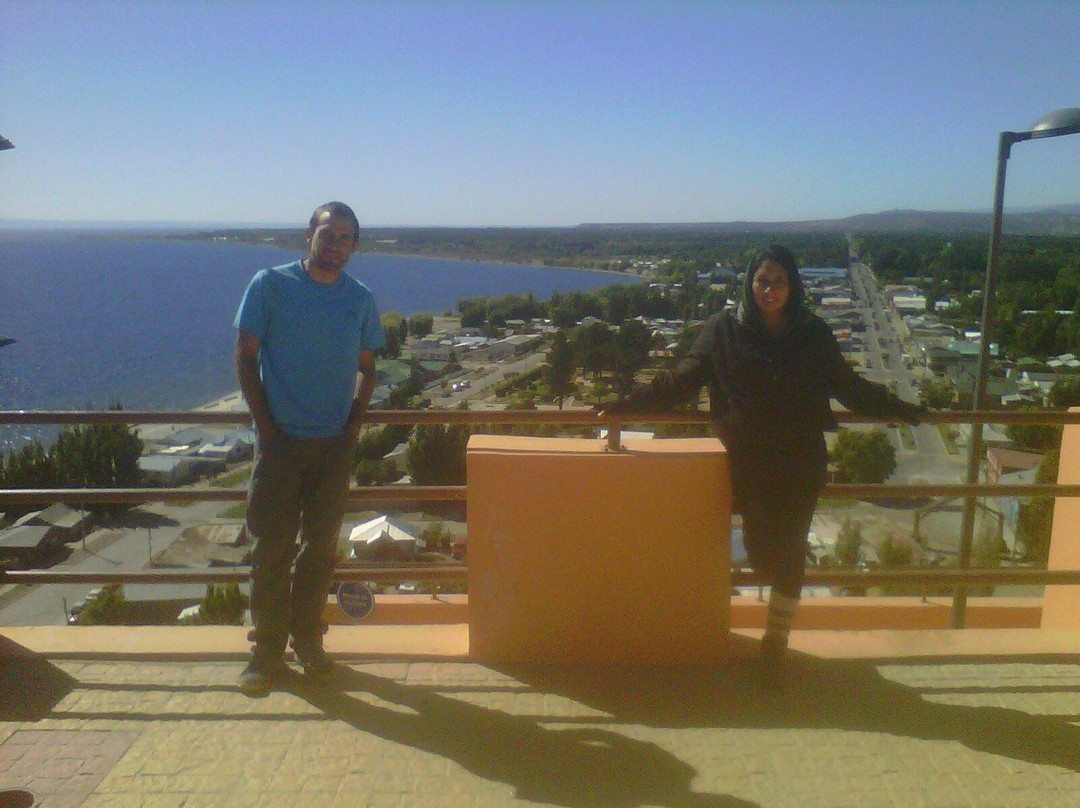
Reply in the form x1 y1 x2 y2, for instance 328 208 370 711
578 204 1080 235
7 204 1080 239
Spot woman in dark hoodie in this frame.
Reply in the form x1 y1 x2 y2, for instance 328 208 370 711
603 244 923 673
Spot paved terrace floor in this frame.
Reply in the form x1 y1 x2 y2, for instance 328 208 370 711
5 626 1080 807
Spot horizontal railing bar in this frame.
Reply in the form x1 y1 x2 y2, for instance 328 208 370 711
5 409 1080 601
823 483 1080 498
742 567 1080 587
0 565 467 586
5 566 1080 588
0 486 467 504
4 482 1079 506
3 408 1080 426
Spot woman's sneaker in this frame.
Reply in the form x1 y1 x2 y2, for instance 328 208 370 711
291 642 338 680
757 632 789 691
237 657 289 697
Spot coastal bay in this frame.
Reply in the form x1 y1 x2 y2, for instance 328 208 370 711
0 231 640 450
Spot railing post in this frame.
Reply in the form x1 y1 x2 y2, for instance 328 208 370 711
606 419 622 452
953 131 1014 629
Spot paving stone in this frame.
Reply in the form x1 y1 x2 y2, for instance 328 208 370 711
7 656 1080 806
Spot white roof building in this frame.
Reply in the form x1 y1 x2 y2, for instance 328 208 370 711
348 515 426 561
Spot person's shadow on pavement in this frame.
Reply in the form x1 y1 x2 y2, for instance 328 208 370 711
291 667 758 808
510 653 1080 775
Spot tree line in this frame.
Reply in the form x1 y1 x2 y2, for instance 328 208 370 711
1 413 143 518
858 232 1080 358
183 226 849 275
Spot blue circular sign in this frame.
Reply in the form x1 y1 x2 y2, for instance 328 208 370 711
336 582 375 621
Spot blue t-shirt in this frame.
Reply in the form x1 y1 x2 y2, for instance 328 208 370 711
234 260 385 438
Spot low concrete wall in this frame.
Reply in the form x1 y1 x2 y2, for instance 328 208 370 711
323 594 468 625
322 595 1041 632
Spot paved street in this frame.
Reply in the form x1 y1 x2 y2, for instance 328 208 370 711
854 264 953 467
0 500 231 626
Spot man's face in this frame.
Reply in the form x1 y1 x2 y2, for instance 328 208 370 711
306 212 358 275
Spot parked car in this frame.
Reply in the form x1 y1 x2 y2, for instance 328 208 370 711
68 587 104 622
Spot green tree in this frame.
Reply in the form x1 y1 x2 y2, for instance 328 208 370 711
919 377 954 409
380 312 403 358
573 321 614 380
355 424 412 460
76 584 126 625
544 330 576 409
974 526 1007 567
52 422 142 486
420 521 456 555
1 440 53 484
612 319 652 397
833 518 864 567
382 322 401 358
406 424 470 485
385 359 426 408
1018 448 1060 563
875 534 917 595
354 458 400 486
1050 378 1080 408
457 297 487 328
1 440 57 515
50 407 143 516
180 584 248 625
970 527 1008 596
830 429 897 484
1005 409 1061 452
877 534 913 567
408 311 435 339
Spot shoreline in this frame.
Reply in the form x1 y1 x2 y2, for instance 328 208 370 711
136 390 250 444
364 250 641 278
165 231 642 279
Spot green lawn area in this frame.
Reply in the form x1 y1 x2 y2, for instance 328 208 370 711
221 503 247 519
212 466 252 487
899 425 916 450
937 424 961 455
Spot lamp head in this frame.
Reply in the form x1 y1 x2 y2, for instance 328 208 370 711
1028 107 1080 138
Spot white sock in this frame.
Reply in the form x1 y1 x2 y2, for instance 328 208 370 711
765 592 799 645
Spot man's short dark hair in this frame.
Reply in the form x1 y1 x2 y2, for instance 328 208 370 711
308 201 360 241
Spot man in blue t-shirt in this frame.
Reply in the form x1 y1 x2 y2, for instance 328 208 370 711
233 201 385 696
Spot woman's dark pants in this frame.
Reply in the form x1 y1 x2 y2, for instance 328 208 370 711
729 435 827 600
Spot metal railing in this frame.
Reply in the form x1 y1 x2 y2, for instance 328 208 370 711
4 407 1080 625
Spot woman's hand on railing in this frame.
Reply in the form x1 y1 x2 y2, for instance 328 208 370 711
594 399 632 416
894 400 926 426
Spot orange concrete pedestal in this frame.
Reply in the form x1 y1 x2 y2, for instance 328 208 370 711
466 435 730 665
1042 407 1080 629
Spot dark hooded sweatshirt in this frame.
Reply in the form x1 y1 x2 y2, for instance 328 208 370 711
624 258 915 591
626 262 909 455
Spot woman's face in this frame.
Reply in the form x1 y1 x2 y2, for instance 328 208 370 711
751 260 791 317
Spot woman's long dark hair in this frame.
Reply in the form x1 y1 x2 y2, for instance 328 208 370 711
740 244 806 322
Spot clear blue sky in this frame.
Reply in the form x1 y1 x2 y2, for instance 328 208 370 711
2 0 1078 227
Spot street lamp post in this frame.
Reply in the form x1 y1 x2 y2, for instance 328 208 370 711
952 107 1080 628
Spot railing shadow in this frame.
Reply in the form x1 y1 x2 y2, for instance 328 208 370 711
104 508 181 530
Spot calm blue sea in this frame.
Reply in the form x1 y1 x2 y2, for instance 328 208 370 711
0 231 639 450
